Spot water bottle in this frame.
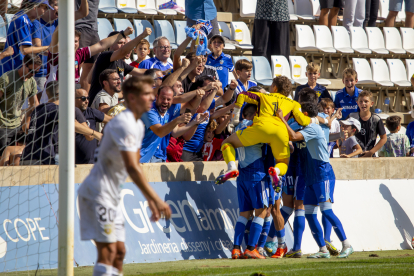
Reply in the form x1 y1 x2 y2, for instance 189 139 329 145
383 97 390 114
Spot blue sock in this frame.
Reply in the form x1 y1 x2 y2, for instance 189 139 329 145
322 214 332 242
320 202 347 241
233 216 248 246
293 209 306 251
247 217 264 247
268 222 276 239
244 218 252 246
281 206 294 224
257 216 272 248
275 228 286 247
304 205 325 247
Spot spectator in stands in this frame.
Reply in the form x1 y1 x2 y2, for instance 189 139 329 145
75 88 112 164
91 69 121 131
349 91 387 157
76 0 101 91
294 62 332 103
182 76 234 161
225 59 256 104
338 118 363 158
334 68 361 120
343 0 365 32
31 0 59 94
21 80 59 165
1 0 53 75
138 36 173 71
385 0 414 28
185 0 220 38
0 131 25 166
202 120 223 161
206 35 235 89
0 53 40 156
252 0 290 62
320 98 340 157
130 39 151 68
318 0 342 29
140 86 205 163
0 47 14 61
364 0 379 27
45 26 135 103
88 28 152 105
379 116 411 157
144 68 163 95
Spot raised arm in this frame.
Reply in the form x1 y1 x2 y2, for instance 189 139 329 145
277 109 304 142
75 0 89 21
182 89 205 111
171 113 207 138
182 113 209 140
90 27 134 57
197 83 219 113
215 79 236 107
291 101 311 127
164 58 190 89
149 113 191 138
211 103 235 120
173 37 192 71
110 28 152 62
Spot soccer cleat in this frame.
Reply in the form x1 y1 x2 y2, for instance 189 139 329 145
231 249 242 259
286 249 303 258
307 251 331 259
264 241 277 256
268 167 281 193
243 249 266 259
338 246 354 258
257 247 266 257
325 240 340 256
215 169 239 185
271 246 287 258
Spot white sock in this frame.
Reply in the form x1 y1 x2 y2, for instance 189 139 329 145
275 167 280 175
228 161 237 171
266 236 273 242
111 267 119 276
319 246 328 253
342 239 351 249
93 263 112 276
272 236 277 243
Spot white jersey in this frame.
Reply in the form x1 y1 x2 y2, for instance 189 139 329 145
78 109 144 206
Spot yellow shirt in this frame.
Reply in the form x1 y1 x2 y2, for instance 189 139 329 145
235 91 311 126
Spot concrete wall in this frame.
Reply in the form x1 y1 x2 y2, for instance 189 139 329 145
0 158 413 187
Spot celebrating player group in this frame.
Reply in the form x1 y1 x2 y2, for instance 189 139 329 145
215 76 354 260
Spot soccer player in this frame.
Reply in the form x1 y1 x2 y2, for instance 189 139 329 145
232 103 275 259
277 102 354 259
215 76 320 190
77 76 171 276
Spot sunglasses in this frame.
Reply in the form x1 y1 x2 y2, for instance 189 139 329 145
76 96 90 101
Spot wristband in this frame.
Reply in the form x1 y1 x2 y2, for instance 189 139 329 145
324 118 329 125
120 30 126 39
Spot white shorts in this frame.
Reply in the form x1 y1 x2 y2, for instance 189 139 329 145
79 196 125 243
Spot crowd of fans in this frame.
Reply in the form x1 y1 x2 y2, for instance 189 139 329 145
0 0 413 167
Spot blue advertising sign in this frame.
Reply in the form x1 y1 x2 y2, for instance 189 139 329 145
0 180 293 272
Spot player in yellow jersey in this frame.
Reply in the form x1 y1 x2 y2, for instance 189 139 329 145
215 76 322 190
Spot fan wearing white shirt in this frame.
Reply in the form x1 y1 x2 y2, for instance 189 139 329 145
78 76 171 276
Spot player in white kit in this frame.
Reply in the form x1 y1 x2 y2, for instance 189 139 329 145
78 76 172 276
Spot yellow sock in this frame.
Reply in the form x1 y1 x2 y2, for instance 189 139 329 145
221 143 236 164
275 163 288 176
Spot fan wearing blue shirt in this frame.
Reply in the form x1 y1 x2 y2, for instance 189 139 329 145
185 0 220 38
406 120 414 155
140 86 206 163
31 0 58 91
334 68 361 120
1 0 53 75
138 37 173 71
293 63 332 103
278 102 354 259
206 35 235 89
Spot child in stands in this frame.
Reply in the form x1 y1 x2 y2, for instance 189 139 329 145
294 62 332 103
379 116 411 157
339 118 363 158
130 39 150 68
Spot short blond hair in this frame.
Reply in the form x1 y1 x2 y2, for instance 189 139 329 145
306 62 320 73
357 90 373 101
342 68 358 80
206 120 218 132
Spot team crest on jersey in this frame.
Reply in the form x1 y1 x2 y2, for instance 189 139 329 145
220 60 224 65
316 91 321 97
104 224 113 235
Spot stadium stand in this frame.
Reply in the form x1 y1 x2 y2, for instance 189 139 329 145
113 18 136 38
271 55 291 80
116 0 138 13
251 56 273 86
349 27 372 54
174 20 187 46
352 58 377 85
239 0 256 18
98 0 118 14
230 21 254 50
400 27 414 54
97 18 114 40
366 27 389 54
153 20 178 49
134 19 155 48
218 21 236 50
383 27 406 54
331 26 354 53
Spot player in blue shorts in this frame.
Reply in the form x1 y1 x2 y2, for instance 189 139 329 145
231 103 276 259
277 102 354 259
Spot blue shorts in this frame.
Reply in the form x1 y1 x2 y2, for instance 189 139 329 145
237 176 273 212
282 175 306 201
389 0 414 13
304 179 335 206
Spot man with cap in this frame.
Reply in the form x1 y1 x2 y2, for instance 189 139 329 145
338 117 363 158
0 0 54 75
206 35 235 89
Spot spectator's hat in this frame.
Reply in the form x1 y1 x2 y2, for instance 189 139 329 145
28 0 54 9
210 35 225 46
340 117 361 131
